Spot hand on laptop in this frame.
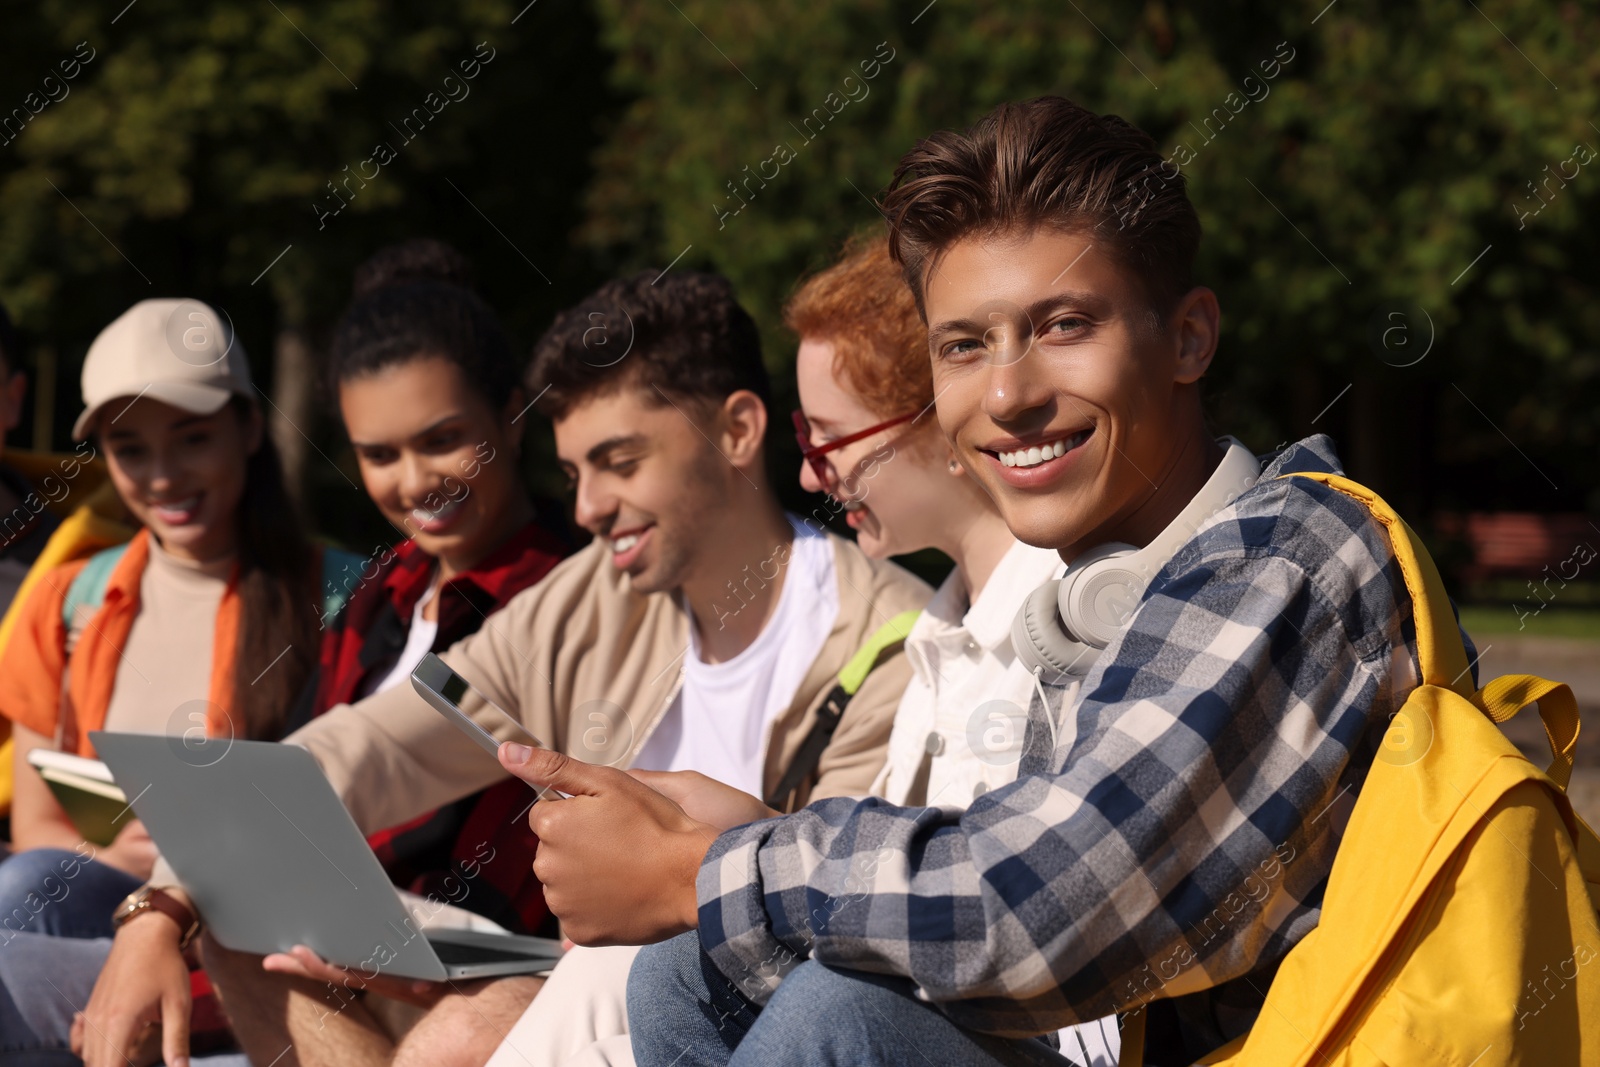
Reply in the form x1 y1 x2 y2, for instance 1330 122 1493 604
498 742 719 945
76 890 192 1067
628 769 780 831
262 944 445 1008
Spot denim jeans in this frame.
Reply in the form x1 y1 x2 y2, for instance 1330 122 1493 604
0 848 141 940
0 933 115 1066
627 932 1078 1067
0 932 250 1067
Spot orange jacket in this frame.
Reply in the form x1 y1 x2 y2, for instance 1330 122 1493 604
0 528 242 756
0 450 134 810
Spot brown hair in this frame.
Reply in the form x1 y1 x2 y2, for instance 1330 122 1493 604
224 397 320 742
784 233 930 420
881 96 1201 319
528 270 768 421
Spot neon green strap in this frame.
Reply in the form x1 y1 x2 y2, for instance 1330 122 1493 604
763 609 920 811
838 610 920 694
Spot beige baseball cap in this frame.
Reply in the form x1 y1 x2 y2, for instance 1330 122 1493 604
73 298 254 440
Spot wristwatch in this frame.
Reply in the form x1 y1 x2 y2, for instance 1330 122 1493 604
112 885 202 951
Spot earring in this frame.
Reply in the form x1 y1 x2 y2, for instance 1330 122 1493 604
948 459 960 473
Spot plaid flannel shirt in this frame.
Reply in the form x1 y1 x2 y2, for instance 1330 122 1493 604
695 435 1477 1052
306 517 572 934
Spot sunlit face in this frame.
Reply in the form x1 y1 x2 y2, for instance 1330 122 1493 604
340 356 527 573
554 387 733 595
794 338 942 560
925 227 1208 554
100 397 259 563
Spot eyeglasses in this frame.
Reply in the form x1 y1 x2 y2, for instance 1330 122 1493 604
792 408 922 488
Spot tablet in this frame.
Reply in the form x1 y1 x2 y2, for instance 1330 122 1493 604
410 653 505 758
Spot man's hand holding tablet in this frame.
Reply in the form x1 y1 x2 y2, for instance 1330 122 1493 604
412 652 721 944
494 742 718 947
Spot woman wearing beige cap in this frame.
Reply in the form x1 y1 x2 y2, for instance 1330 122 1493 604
0 297 352 947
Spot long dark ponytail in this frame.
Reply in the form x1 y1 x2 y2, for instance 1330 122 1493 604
229 395 319 741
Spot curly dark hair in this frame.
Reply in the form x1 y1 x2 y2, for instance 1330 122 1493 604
351 238 476 299
329 240 518 407
882 96 1202 318
527 270 768 420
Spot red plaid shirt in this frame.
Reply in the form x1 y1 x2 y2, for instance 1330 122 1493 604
308 517 572 935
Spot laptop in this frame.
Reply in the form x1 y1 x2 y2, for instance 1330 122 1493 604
92 731 563 981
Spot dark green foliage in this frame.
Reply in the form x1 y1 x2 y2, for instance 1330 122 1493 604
1 0 1596 563
581 0 1600 519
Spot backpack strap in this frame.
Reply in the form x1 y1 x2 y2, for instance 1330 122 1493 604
1280 472 1471 694
764 609 920 811
66 544 361 632
60 542 132 639
1473 673 1580 792
1280 470 1580 790
1286 474 1582 795
319 546 364 624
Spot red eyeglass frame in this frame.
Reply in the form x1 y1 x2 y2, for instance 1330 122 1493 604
792 408 922 487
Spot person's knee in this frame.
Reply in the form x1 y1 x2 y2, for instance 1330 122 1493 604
735 960 920 1063
393 977 542 1067
199 931 260 979
630 931 763 1061
0 848 80 933
627 932 703 1032
759 959 862 1018
199 931 293 1007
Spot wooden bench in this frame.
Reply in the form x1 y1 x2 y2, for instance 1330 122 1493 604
1433 512 1597 584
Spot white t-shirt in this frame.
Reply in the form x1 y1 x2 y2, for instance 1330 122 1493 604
630 517 838 797
872 537 1067 809
360 579 441 699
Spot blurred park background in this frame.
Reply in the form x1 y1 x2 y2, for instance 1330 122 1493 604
1 0 1597 722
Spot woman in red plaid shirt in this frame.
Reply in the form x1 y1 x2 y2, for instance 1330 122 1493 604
299 240 575 939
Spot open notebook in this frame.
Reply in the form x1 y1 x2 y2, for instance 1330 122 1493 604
26 749 132 846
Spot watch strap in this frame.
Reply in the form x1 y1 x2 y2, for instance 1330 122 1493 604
120 886 202 950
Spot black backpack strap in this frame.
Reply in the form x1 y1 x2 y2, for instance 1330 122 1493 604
765 610 919 811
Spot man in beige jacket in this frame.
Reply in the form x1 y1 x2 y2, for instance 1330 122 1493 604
72 271 929 1067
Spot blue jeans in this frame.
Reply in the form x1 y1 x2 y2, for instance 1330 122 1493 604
628 932 1075 1067
0 933 115 1066
0 848 140 940
0 932 250 1067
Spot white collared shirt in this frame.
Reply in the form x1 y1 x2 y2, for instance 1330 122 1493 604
871 538 1067 809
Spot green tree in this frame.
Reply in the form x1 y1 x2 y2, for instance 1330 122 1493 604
583 0 1600 523
0 0 616 538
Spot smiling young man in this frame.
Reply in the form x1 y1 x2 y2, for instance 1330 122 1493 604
70 270 928 1067
492 97 1479 1067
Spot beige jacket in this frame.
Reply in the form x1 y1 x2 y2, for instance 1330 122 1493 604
273 533 927 847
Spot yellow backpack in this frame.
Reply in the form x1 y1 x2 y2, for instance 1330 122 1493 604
0 451 133 817
1121 473 1600 1066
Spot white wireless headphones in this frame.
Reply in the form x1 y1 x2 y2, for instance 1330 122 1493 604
1011 437 1262 683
